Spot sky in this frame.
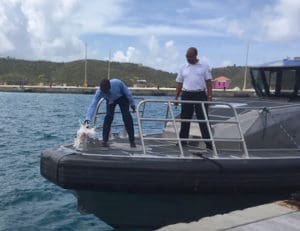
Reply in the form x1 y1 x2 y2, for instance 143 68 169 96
1 0 300 73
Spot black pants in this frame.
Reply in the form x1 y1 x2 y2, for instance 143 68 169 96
103 96 134 143
180 91 212 149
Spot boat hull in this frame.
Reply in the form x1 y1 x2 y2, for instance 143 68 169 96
41 146 300 193
75 190 290 229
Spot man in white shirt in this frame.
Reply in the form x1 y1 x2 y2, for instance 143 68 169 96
175 47 213 149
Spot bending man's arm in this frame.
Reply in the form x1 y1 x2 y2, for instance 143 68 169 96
121 83 135 106
85 89 102 122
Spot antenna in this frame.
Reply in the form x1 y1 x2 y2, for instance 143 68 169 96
242 43 250 90
107 50 111 80
83 43 88 87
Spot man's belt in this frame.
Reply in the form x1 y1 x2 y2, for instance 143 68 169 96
182 89 206 92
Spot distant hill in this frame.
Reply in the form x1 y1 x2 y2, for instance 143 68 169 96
0 57 251 88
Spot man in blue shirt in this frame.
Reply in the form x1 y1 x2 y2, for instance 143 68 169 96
84 78 136 147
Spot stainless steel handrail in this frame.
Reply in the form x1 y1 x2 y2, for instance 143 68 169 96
92 98 249 158
92 97 145 135
136 99 249 158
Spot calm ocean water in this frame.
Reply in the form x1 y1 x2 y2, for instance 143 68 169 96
0 92 172 231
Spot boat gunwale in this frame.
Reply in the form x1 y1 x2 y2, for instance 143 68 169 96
58 145 300 160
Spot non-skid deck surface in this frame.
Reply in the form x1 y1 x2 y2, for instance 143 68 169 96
77 137 300 159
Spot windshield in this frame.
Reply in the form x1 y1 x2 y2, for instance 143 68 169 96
250 67 300 98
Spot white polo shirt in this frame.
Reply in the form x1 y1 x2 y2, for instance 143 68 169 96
176 62 212 91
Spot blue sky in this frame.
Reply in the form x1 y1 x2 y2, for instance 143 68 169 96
1 0 300 73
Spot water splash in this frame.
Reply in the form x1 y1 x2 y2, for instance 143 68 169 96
74 124 96 150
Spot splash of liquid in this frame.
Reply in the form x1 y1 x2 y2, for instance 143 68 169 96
74 124 96 150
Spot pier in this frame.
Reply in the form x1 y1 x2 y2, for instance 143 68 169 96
157 199 300 231
0 85 255 97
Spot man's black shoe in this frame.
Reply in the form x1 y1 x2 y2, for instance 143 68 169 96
176 141 187 147
206 145 213 151
130 142 136 148
102 142 109 147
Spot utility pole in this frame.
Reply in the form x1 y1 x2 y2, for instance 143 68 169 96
107 50 111 80
243 43 250 90
83 43 88 87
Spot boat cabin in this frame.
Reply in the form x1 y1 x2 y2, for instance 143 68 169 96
250 57 300 99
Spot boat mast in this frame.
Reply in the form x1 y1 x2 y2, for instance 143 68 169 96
84 43 88 87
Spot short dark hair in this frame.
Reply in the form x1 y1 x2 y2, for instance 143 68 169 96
100 79 111 92
188 47 198 56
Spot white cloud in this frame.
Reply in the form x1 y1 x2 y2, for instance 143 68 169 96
221 60 234 67
0 33 14 52
112 47 139 63
199 56 210 66
147 35 160 54
111 36 181 72
19 0 84 59
70 0 127 33
226 21 244 38
0 1 17 52
0 0 128 61
1 0 300 72
262 0 300 41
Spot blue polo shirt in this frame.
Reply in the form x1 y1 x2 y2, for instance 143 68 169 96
85 79 135 121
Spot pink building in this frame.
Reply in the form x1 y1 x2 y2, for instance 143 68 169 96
213 76 231 90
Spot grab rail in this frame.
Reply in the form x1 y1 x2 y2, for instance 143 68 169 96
136 99 249 158
92 98 249 158
92 97 145 136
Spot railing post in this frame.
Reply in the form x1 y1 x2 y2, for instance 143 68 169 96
136 101 147 155
232 104 249 158
202 101 218 158
169 101 184 157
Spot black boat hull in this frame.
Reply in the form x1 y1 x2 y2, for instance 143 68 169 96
75 190 290 229
41 146 300 193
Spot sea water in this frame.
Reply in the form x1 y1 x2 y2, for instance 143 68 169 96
0 92 173 231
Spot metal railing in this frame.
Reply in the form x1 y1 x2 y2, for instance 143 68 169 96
92 97 145 136
136 99 249 158
91 98 300 158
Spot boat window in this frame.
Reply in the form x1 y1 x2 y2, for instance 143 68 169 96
265 69 297 96
281 70 296 94
266 70 277 95
251 69 266 96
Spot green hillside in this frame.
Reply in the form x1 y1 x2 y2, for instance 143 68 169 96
0 57 251 88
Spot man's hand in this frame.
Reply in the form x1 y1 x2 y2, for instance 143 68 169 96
131 105 136 112
83 120 91 128
174 97 179 107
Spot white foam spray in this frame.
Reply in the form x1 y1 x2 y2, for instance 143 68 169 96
74 124 96 150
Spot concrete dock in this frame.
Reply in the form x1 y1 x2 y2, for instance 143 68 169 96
157 199 300 231
0 85 255 97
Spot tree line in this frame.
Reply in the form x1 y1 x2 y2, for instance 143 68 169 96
0 57 252 89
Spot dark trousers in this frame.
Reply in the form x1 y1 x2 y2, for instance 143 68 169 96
180 91 212 149
103 96 134 143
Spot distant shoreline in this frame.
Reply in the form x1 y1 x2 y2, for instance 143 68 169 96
0 85 254 97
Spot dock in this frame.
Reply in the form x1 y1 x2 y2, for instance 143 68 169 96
0 85 255 97
157 198 300 231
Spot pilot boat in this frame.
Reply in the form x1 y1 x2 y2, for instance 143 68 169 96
41 58 300 229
